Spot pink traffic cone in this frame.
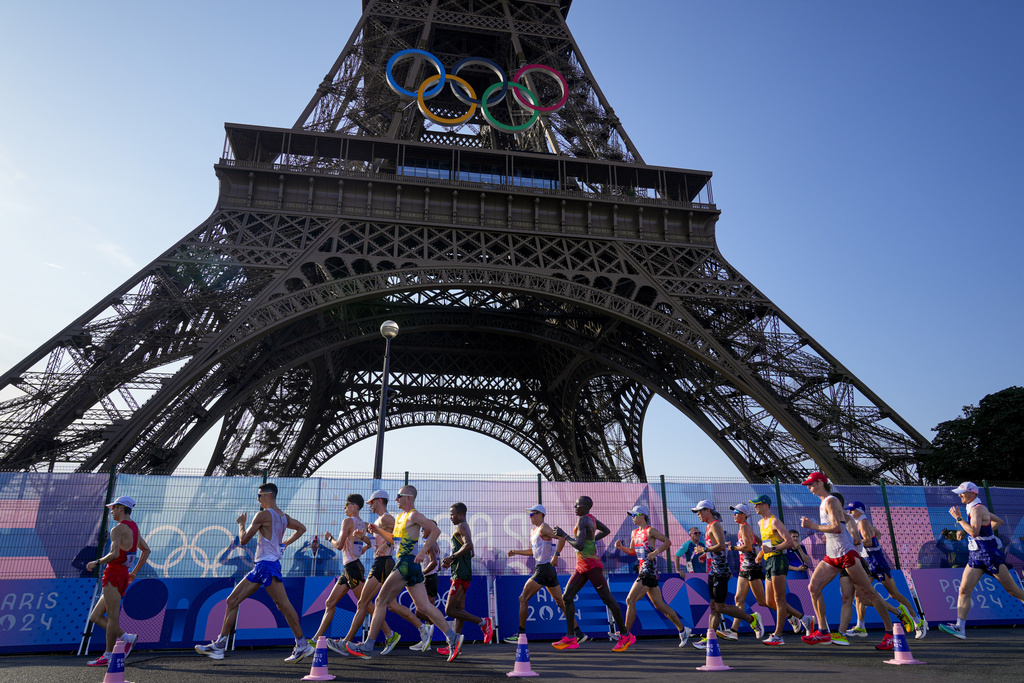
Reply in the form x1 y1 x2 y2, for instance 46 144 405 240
696 628 731 672
102 639 134 683
302 636 337 681
507 633 539 677
885 622 925 665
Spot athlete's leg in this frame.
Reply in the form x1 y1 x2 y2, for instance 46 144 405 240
220 579 261 638
882 575 921 620
445 582 483 632
88 594 115 639
993 565 1024 603
808 561 840 631
546 584 568 616
645 585 685 631
729 577 750 633
313 580 350 640
767 574 788 636
406 582 454 633
955 566 983 620
264 578 305 638
562 575 583 636
593 581 627 633
838 574 855 633
518 579 544 631
386 598 423 629
93 584 124 653
344 576 382 643
623 580 648 632
366 571 407 642
846 561 892 631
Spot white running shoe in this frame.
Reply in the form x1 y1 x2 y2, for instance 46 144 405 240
120 633 138 659
381 631 401 655
751 612 765 639
678 627 691 647
915 618 928 640
284 641 315 663
788 616 801 633
195 638 225 660
800 615 814 634
326 638 349 656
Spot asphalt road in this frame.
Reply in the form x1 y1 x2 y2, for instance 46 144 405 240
1 627 1022 682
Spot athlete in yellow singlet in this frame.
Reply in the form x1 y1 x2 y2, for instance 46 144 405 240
349 485 465 662
751 494 810 645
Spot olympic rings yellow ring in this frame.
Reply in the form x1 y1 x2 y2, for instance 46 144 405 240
417 74 478 127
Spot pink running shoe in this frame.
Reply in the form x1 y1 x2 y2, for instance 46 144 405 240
552 636 579 650
482 616 494 644
612 632 636 652
875 632 894 650
801 630 832 645
86 654 109 667
437 646 450 656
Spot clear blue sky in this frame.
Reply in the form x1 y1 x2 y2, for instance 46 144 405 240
1 2 1021 479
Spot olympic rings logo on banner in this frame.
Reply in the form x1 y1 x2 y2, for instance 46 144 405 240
385 48 568 132
146 525 250 578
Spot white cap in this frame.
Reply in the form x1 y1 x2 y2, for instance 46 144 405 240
951 482 978 495
527 504 546 515
729 503 753 517
369 489 389 502
691 499 715 513
106 496 136 510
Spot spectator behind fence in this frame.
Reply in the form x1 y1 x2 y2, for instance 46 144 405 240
289 536 337 577
674 527 702 576
936 528 969 568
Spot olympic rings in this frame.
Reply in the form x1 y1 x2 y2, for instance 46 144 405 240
417 74 478 126
386 48 566 130
146 524 245 578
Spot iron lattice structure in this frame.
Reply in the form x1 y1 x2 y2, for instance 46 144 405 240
0 0 931 483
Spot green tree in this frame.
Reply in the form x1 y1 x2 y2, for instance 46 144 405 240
920 386 1024 485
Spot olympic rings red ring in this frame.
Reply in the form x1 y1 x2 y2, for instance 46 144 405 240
512 64 569 112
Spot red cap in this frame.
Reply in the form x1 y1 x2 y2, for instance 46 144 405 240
801 472 828 485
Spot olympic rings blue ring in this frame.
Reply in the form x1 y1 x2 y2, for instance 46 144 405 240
386 49 446 99
450 57 508 106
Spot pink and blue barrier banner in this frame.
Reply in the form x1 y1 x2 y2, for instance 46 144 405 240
909 568 1024 626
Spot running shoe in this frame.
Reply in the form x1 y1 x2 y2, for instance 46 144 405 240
763 634 785 646
678 627 691 647
345 641 373 659
409 639 431 652
284 641 315 662
875 632 894 650
800 615 815 634
716 629 738 641
552 636 579 650
381 631 401 655
326 638 349 656
751 612 765 640
830 633 850 646
503 633 522 644
86 654 110 667
938 623 966 640
788 616 801 633
575 629 589 645
915 618 929 640
845 627 868 637
195 639 226 660
413 622 433 651
691 636 708 650
437 646 450 656
612 632 636 652
801 630 831 645
121 633 138 659
897 604 915 632
447 633 464 662
482 616 494 644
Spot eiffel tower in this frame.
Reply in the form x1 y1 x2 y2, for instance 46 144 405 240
0 0 931 484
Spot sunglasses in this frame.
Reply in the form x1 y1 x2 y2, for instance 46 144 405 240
396 493 411 499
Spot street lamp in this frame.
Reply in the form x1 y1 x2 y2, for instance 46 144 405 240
372 320 399 479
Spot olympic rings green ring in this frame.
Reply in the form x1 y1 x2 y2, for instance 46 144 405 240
479 82 540 133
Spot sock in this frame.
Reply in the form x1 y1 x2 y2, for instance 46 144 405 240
956 618 966 630
295 636 305 646
104 651 112 658
856 619 865 629
445 627 457 643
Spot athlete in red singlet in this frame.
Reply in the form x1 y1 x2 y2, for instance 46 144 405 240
86 496 151 667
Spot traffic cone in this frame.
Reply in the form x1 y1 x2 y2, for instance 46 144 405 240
302 636 337 681
507 633 539 677
102 639 134 683
696 628 731 671
884 622 925 665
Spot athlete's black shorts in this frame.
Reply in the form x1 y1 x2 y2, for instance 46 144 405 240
739 567 766 581
340 559 365 589
424 573 439 599
707 572 731 604
530 562 559 588
637 573 659 588
370 556 395 583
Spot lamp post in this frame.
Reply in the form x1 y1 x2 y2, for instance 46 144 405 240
372 320 399 479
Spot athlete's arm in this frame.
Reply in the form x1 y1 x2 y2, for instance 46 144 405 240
648 526 673 558
87 523 131 571
769 518 795 551
131 534 151 580
732 524 755 553
238 510 268 546
705 521 728 553
859 520 877 548
423 543 439 574
845 513 862 545
803 498 843 534
414 513 442 564
282 514 306 547
444 521 474 567
614 534 637 555
990 511 1004 532
328 517 352 550
554 515 594 552
594 518 611 542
